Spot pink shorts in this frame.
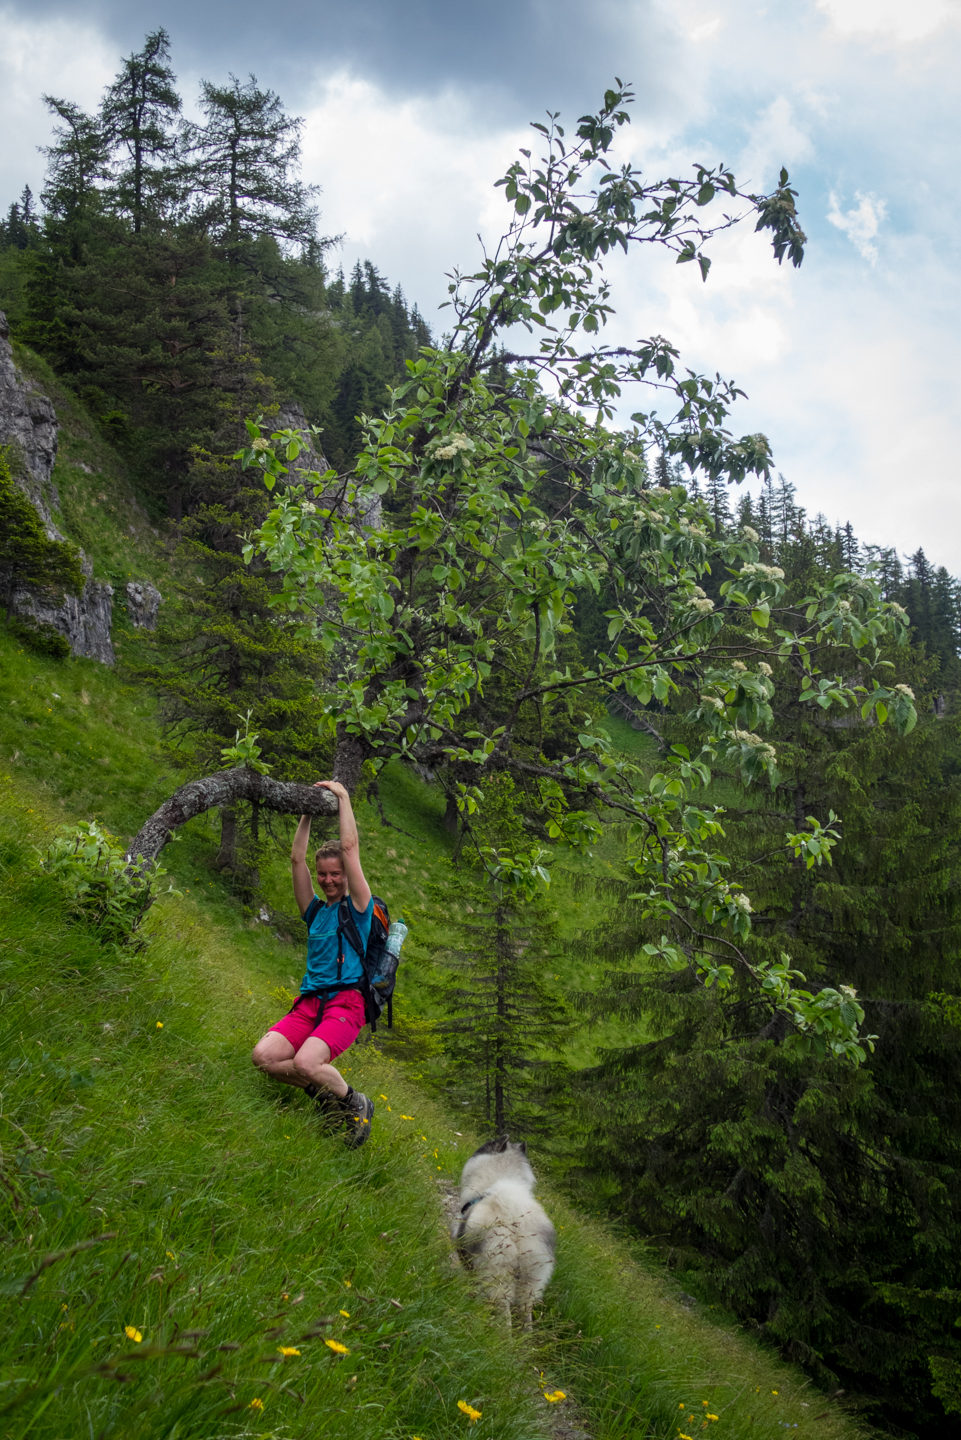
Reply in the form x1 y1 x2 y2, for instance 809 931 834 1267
269 990 366 1061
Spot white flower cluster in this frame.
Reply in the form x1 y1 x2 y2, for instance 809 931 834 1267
741 562 785 581
732 893 753 914
894 683 915 700
251 437 270 452
740 525 760 543
731 660 747 672
680 520 706 537
689 596 714 614
700 694 725 711
650 485 671 497
301 500 317 513
758 662 773 676
431 432 473 460
623 448 640 461
836 599 852 614
888 602 908 618
734 729 776 760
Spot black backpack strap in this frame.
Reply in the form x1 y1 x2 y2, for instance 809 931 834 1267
337 898 366 967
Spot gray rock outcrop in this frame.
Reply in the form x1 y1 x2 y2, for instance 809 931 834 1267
272 399 381 530
0 309 115 663
13 562 115 666
0 310 60 526
125 580 162 630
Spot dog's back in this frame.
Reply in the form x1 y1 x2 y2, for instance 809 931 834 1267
453 1138 556 1327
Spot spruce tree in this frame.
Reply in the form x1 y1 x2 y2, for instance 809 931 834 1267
438 893 570 1137
703 469 733 533
133 486 333 881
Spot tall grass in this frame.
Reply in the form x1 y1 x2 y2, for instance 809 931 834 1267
0 783 546 1440
0 757 872 1440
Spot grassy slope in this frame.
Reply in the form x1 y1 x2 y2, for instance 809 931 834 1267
0 367 867 1438
0 630 867 1440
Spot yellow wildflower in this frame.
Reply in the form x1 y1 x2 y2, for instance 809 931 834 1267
156 1022 163 1029
124 1326 142 1343
707 1416 719 1422
679 1433 694 1439
458 1400 482 1423
344 1279 352 1288
165 1251 176 1260
380 1094 388 1100
277 1346 300 1357
400 1114 413 1120
325 1339 350 1355
340 1309 350 1318
544 1390 566 1403
250 1397 264 1411
772 1391 778 1396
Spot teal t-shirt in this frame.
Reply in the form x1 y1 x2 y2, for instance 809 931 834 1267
300 892 372 994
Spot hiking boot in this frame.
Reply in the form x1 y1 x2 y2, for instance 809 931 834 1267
342 1088 375 1148
304 1083 343 1131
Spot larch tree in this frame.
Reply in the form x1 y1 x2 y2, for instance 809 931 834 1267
99 27 182 233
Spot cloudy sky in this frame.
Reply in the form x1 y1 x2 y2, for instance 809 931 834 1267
2 0 960 568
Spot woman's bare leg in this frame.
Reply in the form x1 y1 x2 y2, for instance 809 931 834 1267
292 1036 348 1098
252 1031 311 1088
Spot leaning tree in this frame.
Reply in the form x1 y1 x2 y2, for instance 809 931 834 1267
131 81 917 1060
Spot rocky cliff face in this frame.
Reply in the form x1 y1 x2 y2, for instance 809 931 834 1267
0 311 60 526
271 399 382 530
0 310 119 664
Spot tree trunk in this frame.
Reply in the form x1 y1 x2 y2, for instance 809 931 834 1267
126 766 339 868
212 803 238 871
333 727 366 796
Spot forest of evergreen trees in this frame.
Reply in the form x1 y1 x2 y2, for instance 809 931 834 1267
3 35 961 1436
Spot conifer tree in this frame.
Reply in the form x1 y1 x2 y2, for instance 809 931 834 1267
438 893 570 1136
185 75 318 255
38 97 109 237
434 775 571 1136
703 469 733 533
133 487 333 879
70 228 272 517
100 28 182 233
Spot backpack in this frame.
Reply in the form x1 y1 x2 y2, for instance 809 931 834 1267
336 895 398 1032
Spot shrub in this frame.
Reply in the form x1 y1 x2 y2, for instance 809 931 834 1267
8 615 71 658
35 820 179 949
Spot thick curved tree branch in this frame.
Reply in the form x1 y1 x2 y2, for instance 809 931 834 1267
126 767 339 867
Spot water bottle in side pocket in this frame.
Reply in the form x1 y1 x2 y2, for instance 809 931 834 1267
370 918 408 992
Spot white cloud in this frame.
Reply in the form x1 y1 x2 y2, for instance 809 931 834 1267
2 0 961 573
738 96 815 191
0 7 116 206
826 191 887 264
299 71 527 315
816 0 960 44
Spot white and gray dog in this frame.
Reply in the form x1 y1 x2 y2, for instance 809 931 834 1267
452 1137 556 1327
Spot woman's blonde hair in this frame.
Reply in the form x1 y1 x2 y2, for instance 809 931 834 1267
314 839 344 866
